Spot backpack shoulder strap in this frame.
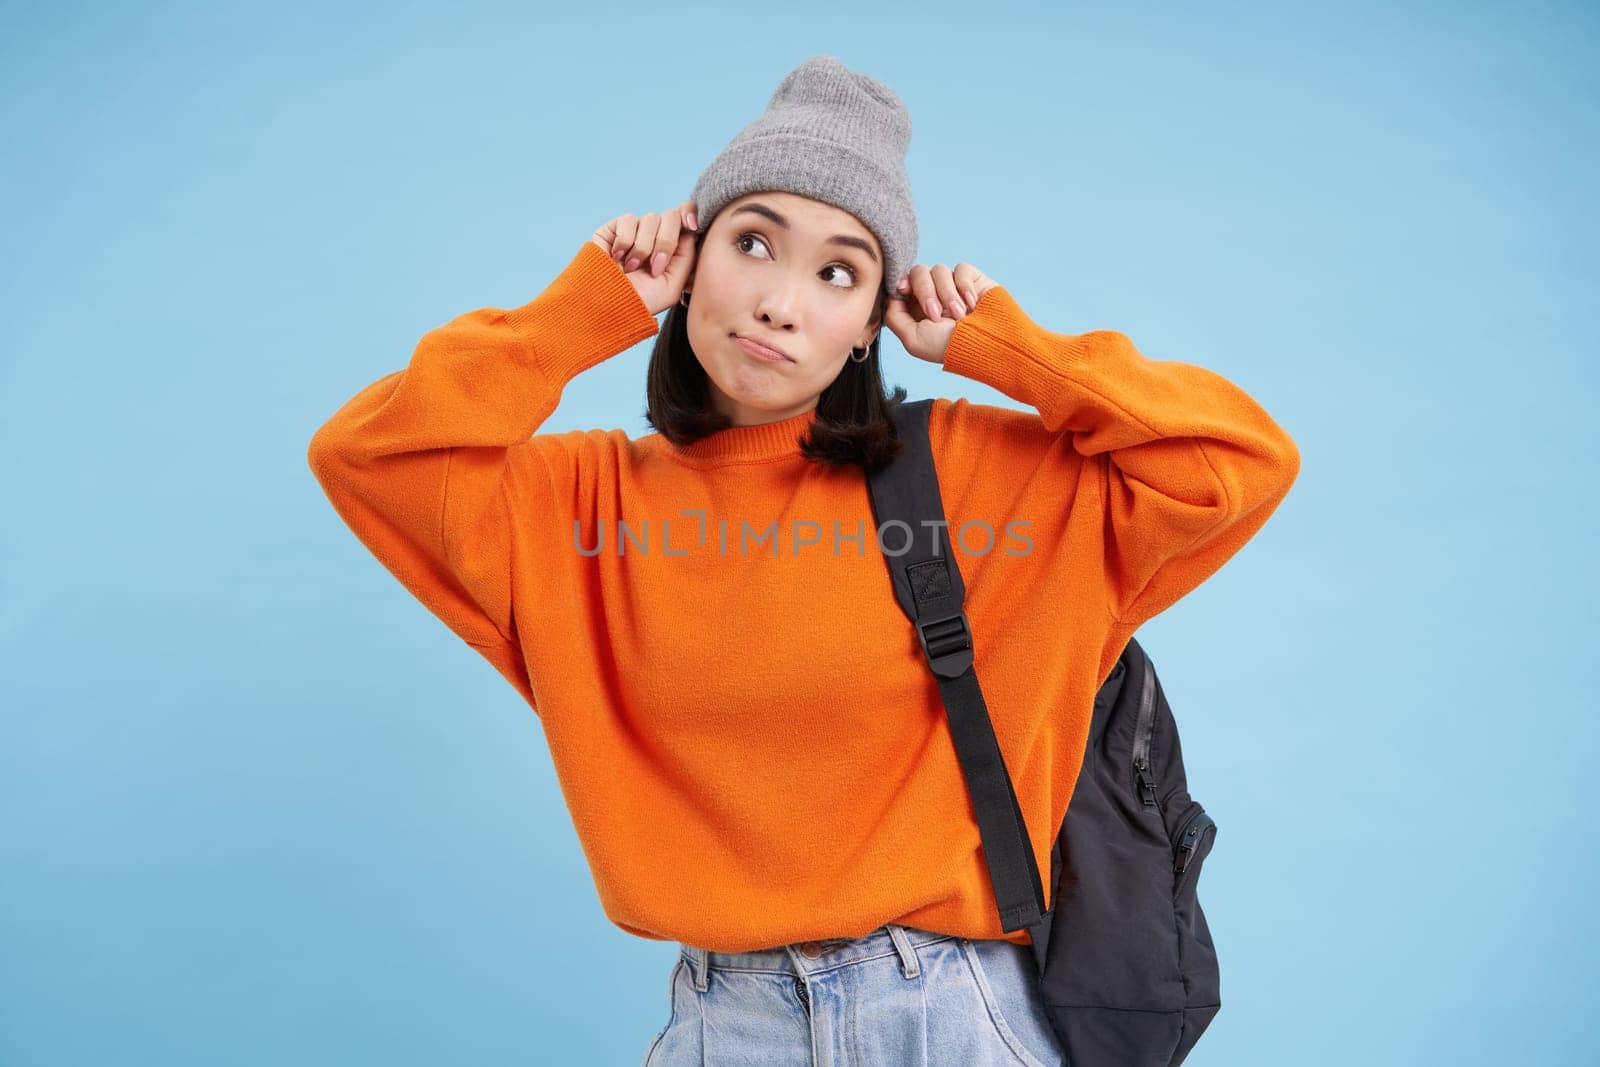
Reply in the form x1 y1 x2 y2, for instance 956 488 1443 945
865 397 1048 935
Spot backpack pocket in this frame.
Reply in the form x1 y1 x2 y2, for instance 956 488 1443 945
1171 803 1216 901
1168 800 1221 1063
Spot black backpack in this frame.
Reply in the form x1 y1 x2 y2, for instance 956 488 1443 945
864 397 1222 1067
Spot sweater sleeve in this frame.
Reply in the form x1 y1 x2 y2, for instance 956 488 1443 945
939 285 1301 638
306 241 659 707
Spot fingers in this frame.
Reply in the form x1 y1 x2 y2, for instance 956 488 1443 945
899 265 935 320
649 212 680 277
607 208 696 277
608 212 659 274
631 215 664 274
883 293 915 329
894 262 987 320
608 214 637 265
898 266 936 321
661 227 698 285
951 263 983 313
897 264 966 321
932 265 967 319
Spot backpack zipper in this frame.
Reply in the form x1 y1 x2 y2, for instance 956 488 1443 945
1173 808 1217 890
1132 656 1159 809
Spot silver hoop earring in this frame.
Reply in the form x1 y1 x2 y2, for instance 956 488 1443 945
849 345 870 363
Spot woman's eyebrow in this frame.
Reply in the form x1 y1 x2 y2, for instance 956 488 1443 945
730 202 879 264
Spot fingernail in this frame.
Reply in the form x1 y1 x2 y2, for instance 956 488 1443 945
688 211 698 230
896 276 908 291
626 257 641 272
925 298 940 319
650 252 667 276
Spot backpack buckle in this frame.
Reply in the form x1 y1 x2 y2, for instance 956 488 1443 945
917 611 974 679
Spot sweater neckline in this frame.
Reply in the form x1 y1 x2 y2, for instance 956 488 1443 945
668 405 821 464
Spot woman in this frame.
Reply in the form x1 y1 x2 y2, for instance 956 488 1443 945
308 55 1299 1066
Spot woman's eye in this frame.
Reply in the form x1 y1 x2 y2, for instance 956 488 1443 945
820 264 857 289
736 232 770 258
736 233 857 290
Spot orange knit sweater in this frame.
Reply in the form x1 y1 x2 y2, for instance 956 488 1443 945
307 240 1300 953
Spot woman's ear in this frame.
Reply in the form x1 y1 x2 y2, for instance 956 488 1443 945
685 231 707 291
864 290 888 340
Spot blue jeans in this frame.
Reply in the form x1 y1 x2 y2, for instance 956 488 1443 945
641 923 1070 1065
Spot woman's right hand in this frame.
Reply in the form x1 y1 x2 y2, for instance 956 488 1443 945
591 200 700 316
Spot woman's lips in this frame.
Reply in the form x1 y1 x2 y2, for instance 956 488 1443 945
734 335 793 363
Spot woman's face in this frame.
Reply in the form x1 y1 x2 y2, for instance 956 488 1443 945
683 190 885 427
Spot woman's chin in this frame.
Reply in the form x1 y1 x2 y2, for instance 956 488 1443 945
715 370 793 410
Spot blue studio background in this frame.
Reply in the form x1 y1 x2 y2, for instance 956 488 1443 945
3 2 1594 1064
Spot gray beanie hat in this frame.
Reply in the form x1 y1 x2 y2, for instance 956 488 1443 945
688 54 917 299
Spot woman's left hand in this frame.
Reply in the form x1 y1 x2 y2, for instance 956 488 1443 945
883 261 1001 365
